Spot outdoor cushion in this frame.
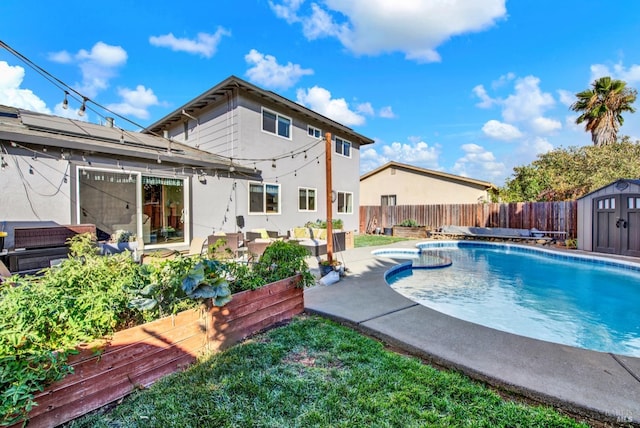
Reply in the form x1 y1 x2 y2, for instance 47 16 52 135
252 228 270 239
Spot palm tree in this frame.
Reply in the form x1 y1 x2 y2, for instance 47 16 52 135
570 76 637 146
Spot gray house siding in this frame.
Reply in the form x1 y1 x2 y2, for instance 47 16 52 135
158 87 365 236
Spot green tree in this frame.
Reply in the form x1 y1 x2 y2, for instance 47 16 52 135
570 76 637 146
500 138 640 201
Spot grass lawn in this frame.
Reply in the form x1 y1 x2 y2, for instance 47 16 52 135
68 315 587 428
354 234 413 248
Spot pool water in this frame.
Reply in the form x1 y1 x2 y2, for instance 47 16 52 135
382 244 640 357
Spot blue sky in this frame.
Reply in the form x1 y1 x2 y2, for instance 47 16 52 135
1 0 639 186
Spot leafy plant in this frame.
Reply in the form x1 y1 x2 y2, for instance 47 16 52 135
129 255 201 321
0 233 144 426
252 240 315 288
181 259 232 307
564 238 578 249
304 218 344 230
398 219 420 227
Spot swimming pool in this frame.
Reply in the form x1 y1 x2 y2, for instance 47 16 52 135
375 242 640 357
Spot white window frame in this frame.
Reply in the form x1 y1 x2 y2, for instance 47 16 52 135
261 107 292 140
335 137 352 158
307 125 322 138
75 166 191 248
248 181 281 215
298 187 317 212
336 191 354 214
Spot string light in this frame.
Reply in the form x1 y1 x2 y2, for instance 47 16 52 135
78 97 87 117
157 154 162 164
272 159 276 168
62 91 69 109
120 130 125 144
1 156 7 171
29 165 34 175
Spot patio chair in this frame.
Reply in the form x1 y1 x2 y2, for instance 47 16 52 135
247 238 271 262
0 260 11 282
208 232 242 259
185 236 207 256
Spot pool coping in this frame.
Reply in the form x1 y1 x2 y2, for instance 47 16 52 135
304 240 640 426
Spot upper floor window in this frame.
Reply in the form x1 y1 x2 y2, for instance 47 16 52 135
308 125 322 138
335 137 351 158
249 181 280 214
337 191 353 214
298 187 317 212
262 108 291 139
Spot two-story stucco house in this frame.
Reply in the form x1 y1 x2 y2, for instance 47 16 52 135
0 76 373 253
144 75 374 237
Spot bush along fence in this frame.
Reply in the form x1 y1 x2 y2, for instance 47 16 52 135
360 201 578 238
9 275 304 428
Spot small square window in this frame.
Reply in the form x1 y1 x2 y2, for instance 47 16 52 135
308 126 322 138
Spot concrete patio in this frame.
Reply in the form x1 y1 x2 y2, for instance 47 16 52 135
304 241 640 426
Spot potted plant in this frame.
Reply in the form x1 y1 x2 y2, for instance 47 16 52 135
319 258 344 277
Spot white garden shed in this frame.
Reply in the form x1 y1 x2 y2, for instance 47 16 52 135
577 179 640 256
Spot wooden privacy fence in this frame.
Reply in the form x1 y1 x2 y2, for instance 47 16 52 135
360 201 578 238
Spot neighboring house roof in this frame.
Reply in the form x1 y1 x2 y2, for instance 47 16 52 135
0 105 257 177
144 75 375 147
360 161 496 190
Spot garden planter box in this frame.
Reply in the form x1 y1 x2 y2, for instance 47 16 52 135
15 275 304 428
392 226 429 238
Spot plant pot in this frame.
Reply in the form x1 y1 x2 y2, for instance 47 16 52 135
319 263 334 277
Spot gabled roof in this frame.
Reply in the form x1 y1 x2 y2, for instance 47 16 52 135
576 179 640 200
360 161 496 190
0 105 258 177
143 75 375 146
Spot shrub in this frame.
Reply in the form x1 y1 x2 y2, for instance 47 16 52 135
0 234 314 425
397 219 420 227
304 218 344 230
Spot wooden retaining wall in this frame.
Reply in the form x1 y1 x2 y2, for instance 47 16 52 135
16 276 304 428
360 202 578 238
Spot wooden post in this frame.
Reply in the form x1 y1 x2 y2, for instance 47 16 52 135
325 132 333 262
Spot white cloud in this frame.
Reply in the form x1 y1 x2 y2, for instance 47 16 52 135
48 50 73 64
557 89 574 106
0 61 50 113
269 0 305 24
245 49 313 90
60 42 128 98
149 27 230 58
270 0 506 63
379 106 395 118
106 85 160 120
356 102 375 116
296 86 366 126
530 116 561 134
590 61 640 84
502 75 555 123
473 84 496 108
482 120 522 141
491 72 515 89
516 137 553 158
360 139 441 174
452 143 504 181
